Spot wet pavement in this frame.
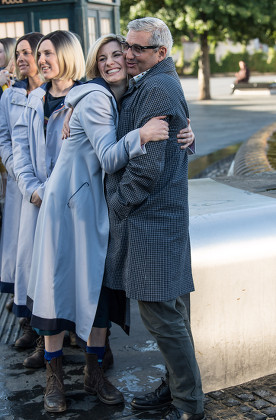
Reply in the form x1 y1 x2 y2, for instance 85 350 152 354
0 288 174 420
0 300 168 420
1 299 276 420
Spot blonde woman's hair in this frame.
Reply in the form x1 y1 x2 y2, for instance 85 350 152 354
36 30 85 81
86 33 125 80
0 37 16 68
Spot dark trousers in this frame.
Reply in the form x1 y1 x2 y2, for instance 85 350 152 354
138 295 204 413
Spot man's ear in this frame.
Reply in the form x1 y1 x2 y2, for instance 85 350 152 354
158 46 167 62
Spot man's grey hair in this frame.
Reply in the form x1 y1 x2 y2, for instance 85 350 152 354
127 17 173 57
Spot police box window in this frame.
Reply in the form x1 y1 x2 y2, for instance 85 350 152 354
0 21 24 37
100 18 111 36
1 1 57 4
88 17 96 46
41 18 69 34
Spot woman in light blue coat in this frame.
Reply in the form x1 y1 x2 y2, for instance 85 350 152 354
0 32 43 320
26 34 170 413
12 30 85 362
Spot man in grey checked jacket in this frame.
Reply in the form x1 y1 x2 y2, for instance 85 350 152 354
104 17 206 420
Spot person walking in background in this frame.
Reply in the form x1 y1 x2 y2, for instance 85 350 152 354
103 17 206 420
234 60 250 84
11 30 85 370
26 33 169 413
0 32 44 340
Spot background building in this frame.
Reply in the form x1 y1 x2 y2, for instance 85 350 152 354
0 0 120 56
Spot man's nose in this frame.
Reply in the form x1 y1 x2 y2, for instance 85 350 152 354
125 47 135 60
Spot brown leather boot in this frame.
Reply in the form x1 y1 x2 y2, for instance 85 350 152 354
14 318 38 349
23 336 45 368
44 356 66 412
102 329 114 372
84 353 124 405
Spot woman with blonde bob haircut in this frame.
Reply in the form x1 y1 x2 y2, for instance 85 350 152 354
25 32 171 413
12 30 85 374
35 30 85 81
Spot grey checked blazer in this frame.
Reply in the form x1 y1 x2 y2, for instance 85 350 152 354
104 57 194 301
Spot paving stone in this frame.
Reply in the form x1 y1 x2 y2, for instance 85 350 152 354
262 406 276 417
208 390 226 401
244 414 267 420
236 393 256 402
252 399 271 410
223 398 241 407
263 395 276 404
239 405 253 413
253 389 273 399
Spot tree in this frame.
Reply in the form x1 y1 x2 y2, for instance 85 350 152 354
120 0 276 100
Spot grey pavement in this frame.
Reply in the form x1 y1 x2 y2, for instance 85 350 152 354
1 75 276 419
181 74 276 156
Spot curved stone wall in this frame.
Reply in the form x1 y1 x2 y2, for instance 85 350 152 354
233 122 276 176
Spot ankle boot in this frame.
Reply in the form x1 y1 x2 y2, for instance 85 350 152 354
84 353 124 405
102 328 114 372
44 356 66 413
23 336 45 368
14 318 38 349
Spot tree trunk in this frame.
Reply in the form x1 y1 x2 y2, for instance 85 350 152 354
198 31 211 100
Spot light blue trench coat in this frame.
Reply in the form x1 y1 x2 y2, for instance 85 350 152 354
27 81 145 342
12 83 70 316
0 81 28 293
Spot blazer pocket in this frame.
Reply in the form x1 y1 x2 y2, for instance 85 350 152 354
67 182 89 209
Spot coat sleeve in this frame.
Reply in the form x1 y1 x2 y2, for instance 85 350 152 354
76 90 146 174
109 84 188 220
12 106 42 202
0 90 15 179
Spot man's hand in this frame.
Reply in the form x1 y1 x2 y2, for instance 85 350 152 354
31 190 42 207
177 118 195 150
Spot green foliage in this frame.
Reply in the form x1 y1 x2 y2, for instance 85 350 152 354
217 51 250 73
120 0 276 98
248 51 270 72
120 0 276 46
188 52 223 75
186 49 276 75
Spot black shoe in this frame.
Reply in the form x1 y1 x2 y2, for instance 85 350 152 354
131 377 172 410
161 404 206 420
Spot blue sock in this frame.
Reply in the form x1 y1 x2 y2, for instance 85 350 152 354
86 346 106 366
44 349 63 362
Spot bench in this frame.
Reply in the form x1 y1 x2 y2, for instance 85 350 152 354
231 81 276 95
